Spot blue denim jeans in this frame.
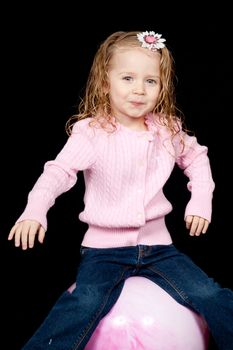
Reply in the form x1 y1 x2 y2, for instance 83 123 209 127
22 244 233 350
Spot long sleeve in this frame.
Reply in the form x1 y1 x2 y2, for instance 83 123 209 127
175 132 215 222
16 122 96 230
15 114 216 249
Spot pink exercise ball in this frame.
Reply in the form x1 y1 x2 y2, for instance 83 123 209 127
69 277 209 350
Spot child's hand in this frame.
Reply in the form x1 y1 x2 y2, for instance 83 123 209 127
185 215 209 236
8 220 45 250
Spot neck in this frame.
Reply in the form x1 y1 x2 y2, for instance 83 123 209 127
115 116 148 131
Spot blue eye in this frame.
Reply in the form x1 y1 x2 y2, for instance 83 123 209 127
147 79 156 84
123 76 133 81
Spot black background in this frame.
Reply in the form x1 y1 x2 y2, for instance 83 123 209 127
1 4 232 349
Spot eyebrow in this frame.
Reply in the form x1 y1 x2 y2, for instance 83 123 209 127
119 71 160 78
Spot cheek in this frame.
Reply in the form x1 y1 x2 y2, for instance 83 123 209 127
151 87 161 100
148 91 159 103
112 85 128 99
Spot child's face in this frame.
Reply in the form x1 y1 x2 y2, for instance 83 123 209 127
108 47 161 126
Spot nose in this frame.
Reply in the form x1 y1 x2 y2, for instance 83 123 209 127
132 81 145 95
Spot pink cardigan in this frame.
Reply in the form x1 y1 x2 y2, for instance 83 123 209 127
17 114 215 248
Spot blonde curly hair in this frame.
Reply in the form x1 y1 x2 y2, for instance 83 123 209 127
66 31 184 138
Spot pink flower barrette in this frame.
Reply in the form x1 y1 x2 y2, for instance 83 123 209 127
137 31 166 51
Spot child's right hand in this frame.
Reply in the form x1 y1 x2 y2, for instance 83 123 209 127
8 220 46 250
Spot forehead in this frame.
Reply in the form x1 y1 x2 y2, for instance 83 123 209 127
110 47 161 69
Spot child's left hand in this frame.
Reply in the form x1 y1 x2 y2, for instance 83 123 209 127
185 215 209 236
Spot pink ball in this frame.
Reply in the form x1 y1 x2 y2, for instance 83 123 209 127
83 277 209 350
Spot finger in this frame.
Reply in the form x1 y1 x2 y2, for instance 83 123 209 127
189 216 200 236
193 217 205 236
20 224 31 250
28 230 36 249
8 223 20 240
14 223 29 249
28 222 41 248
185 215 193 229
202 220 209 234
38 226 46 244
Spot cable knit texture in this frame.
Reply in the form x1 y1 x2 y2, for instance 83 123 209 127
16 114 215 248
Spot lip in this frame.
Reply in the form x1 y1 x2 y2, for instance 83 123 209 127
130 101 144 106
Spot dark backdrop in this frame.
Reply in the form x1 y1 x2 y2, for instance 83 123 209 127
1 4 231 349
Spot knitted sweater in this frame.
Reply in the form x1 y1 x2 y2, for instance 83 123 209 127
17 114 215 248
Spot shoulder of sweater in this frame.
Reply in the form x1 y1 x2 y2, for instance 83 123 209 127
152 114 192 144
151 114 171 139
72 117 120 140
72 117 92 131
72 118 96 139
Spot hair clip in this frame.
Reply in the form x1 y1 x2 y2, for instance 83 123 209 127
137 31 166 51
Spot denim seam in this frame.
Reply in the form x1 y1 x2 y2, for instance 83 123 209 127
71 266 131 350
147 265 194 307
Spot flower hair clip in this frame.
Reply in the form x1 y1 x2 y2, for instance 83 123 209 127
137 31 166 51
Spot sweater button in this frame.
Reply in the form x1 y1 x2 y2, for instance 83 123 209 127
148 134 154 141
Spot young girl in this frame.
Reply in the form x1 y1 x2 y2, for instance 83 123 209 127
8 31 233 350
